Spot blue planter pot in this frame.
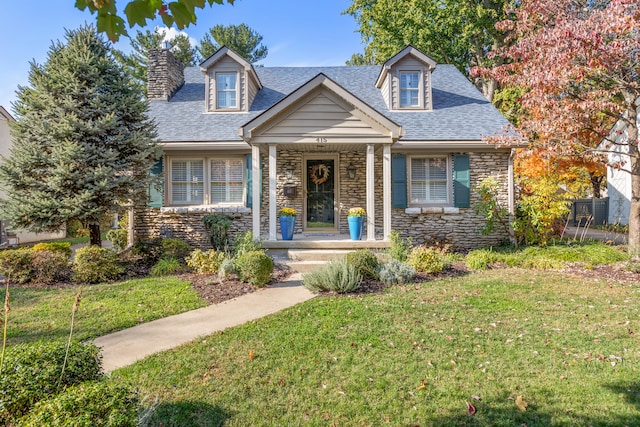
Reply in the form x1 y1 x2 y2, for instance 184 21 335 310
348 216 365 240
279 216 296 240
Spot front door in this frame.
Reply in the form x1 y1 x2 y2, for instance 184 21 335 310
305 158 336 230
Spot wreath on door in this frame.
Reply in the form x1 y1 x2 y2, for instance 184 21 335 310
309 163 330 185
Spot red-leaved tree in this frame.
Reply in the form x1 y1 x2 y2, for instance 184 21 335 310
475 0 640 253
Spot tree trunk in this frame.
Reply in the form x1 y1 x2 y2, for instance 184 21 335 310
89 222 102 247
590 173 603 198
627 102 640 258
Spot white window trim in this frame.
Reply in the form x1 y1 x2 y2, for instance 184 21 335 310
215 71 240 111
408 155 452 207
397 69 423 110
168 156 246 206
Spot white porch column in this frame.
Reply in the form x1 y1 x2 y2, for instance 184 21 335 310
383 144 391 240
252 145 260 238
268 144 277 240
366 144 375 240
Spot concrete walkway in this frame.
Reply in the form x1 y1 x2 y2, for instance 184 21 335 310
94 273 314 373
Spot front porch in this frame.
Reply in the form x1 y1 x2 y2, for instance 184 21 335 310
261 232 390 250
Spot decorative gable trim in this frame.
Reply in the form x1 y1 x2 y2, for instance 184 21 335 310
0 106 14 121
375 45 437 88
239 73 404 143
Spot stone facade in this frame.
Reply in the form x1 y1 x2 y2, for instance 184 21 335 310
148 49 185 101
135 149 511 250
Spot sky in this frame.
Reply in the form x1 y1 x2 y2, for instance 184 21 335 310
0 0 365 114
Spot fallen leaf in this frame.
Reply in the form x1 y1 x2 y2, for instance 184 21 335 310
248 350 255 361
417 379 426 391
515 395 528 411
466 401 476 416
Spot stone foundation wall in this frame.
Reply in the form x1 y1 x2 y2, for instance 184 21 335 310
136 150 511 250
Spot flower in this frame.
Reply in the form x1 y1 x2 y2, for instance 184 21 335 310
279 207 297 217
348 207 366 217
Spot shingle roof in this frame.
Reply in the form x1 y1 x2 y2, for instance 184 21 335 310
148 64 511 142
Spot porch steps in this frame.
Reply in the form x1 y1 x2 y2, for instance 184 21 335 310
270 249 355 274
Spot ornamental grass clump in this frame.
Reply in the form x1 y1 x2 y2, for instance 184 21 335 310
345 249 379 280
303 258 362 293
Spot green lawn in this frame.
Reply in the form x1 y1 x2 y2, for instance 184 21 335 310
110 269 640 426
7 277 206 345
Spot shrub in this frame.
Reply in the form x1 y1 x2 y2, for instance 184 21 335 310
387 231 413 262
105 228 128 252
303 258 361 293
186 249 225 274
19 381 138 427
233 231 263 257
161 238 192 261
0 249 34 283
131 238 163 264
32 242 72 258
378 259 416 285
234 250 274 287
0 341 102 424
465 249 499 270
66 219 84 238
203 213 232 252
31 250 70 284
150 257 185 277
218 257 236 279
73 246 123 284
408 246 447 274
345 249 379 279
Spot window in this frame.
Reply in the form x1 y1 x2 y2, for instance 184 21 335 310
171 160 204 204
410 156 449 204
211 159 244 204
216 73 237 109
170 157 245 205
399 71 420 108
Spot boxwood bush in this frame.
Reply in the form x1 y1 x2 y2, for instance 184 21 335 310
19 381 138 427
0 249 34 283
407 246 447 274
72 246 123 284
345 249 379 280
31 250 70 284
234 250 274 287
160 238 192 261
0 341 102 424
32 242 72 258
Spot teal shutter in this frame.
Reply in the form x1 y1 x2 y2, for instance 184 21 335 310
245 153 262 208
245 153 253 208
453 154 470 208
148 158 163 208
391 154 407 208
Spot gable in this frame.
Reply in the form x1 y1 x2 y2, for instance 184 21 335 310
240 73 403 145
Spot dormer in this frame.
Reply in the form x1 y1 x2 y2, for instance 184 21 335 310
199 46 263 113
375 46 437 111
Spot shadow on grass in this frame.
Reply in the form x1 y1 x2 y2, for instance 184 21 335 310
606 382 640 410
146 401 234 427
429 391 640 427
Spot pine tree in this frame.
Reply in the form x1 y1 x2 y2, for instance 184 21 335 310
198 23 268 63
0 25 159 246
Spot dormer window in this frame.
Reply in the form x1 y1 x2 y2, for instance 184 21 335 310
216 73 238 109
399 71 420 108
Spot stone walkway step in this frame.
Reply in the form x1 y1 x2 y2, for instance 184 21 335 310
94 273 313 373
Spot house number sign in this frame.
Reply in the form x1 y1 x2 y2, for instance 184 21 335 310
315 137 327 143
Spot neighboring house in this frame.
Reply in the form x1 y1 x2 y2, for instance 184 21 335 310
136 46 519 249
0 106 65 244
605 107 639 225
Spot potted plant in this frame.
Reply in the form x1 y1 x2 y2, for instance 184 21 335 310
347 207 366 240
279 207 297 240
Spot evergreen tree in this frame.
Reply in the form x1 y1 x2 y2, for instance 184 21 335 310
114 28 198 90
0 25 159 246
198 23 268 63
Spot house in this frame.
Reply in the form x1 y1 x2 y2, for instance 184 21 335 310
605 108 639 225
0 106 65 244
135 46 518 250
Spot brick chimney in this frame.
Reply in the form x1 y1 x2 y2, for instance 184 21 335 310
147 48 184 100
